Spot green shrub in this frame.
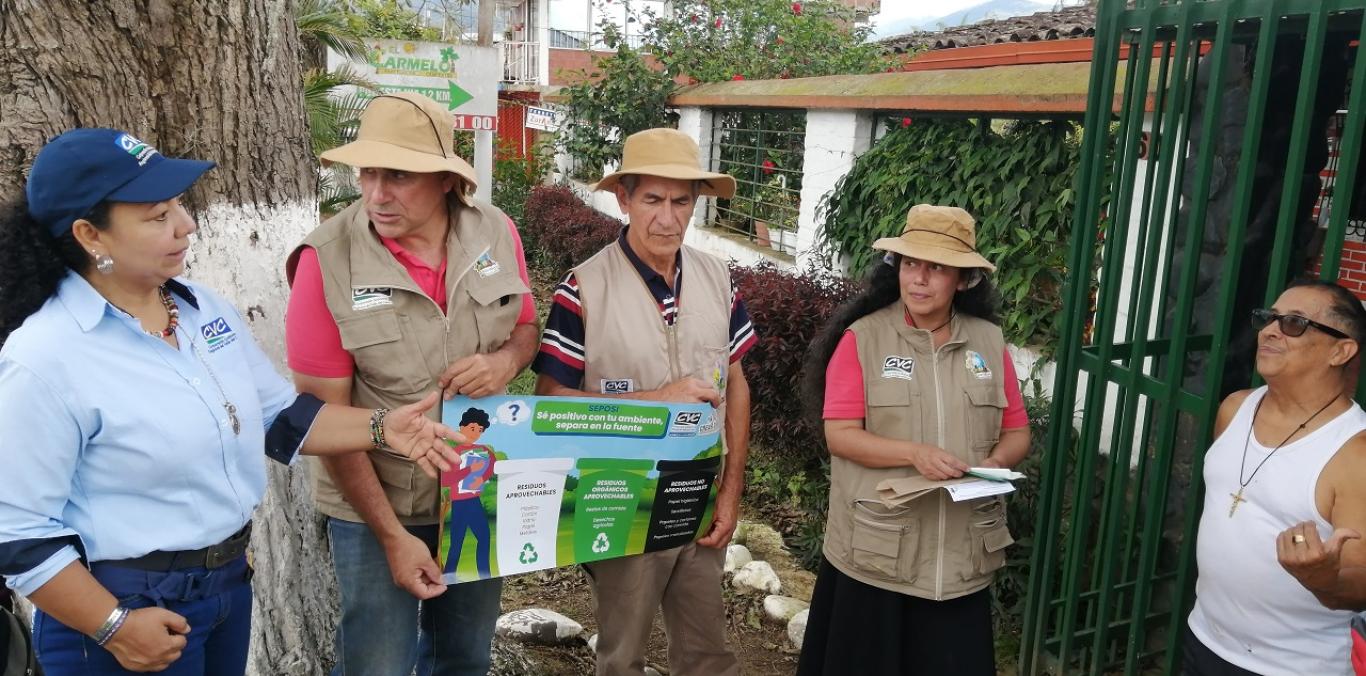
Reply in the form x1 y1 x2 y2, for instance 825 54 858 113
819 119 1085 357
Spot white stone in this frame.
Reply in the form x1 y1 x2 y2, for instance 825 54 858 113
731 560 782 594
587 633 598 654
787 608 810 648
645 668 662 676
495 608 584 645
724 544 753 573
763 595 810 623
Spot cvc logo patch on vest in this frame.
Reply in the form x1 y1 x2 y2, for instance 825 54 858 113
601 379 634 394
351 287 393 311
881 355 915 380
201 317 238 353
965 351 993 380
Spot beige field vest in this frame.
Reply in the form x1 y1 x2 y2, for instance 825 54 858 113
287 198 529 524
574 240 733 448
823 303 1013 600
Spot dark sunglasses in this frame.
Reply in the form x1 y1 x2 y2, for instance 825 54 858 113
1250 308 1350 339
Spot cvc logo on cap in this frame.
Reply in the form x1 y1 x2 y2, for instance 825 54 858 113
115 133 160 167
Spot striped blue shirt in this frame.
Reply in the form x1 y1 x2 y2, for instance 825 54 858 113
534 229 758 388
0 273 317 596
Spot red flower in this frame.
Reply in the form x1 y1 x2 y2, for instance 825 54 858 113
776 36 785 46
901 117 913 127
732 74 745 80
792 2 803 14
714 17 723 28
691 14 699 23
762 159 776 174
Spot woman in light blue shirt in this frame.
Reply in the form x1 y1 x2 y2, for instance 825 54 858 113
0 128 463 675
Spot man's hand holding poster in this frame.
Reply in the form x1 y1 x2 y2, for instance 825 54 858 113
437 395 722 584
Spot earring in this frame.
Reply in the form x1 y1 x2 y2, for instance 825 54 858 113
91 250 114 275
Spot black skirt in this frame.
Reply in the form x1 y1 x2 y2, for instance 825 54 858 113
796 556 996 676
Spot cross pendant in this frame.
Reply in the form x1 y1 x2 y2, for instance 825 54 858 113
1228 487 1247 517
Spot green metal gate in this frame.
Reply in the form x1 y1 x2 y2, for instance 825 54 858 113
1022 1 1366 674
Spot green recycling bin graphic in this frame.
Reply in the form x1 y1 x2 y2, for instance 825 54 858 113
573 458 654 562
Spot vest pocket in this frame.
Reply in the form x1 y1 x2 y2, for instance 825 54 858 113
866 382 918 441
372 452 417 517
337 311 426 395
468 275 530 353
848 501 919 582
963 385 1005 461
967 497 1013 578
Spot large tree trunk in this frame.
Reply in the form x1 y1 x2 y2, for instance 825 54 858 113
0 2 336 673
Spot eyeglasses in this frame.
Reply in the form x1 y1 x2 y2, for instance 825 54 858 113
1250 308 1350 339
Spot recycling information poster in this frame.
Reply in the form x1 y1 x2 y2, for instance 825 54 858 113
437 395 723 584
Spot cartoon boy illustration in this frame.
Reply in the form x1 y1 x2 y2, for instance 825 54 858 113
442 407 495 577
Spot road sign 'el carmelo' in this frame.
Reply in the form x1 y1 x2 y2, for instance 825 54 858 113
329 39 497 132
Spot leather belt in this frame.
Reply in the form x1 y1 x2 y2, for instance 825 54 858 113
110 521 251 571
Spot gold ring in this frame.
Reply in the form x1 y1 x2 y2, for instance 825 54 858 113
1293 534 1307 544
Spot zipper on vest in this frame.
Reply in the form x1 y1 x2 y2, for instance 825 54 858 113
932 348 946 600
667 323 682 382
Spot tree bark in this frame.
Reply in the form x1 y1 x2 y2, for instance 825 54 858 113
0 2 336 673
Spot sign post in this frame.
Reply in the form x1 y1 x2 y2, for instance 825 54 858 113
328 40 497 198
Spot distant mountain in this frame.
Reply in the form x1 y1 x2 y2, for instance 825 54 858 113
874 0 1059 38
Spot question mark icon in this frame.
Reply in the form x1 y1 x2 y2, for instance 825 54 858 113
508 403 521 422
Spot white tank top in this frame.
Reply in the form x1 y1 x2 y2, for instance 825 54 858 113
1188 386 1366 676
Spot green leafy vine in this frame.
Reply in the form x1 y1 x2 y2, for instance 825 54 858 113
819 118 1093 354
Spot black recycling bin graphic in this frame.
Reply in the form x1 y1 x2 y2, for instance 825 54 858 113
644 456 721 552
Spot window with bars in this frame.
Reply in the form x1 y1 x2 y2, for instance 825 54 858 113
709 109 806 255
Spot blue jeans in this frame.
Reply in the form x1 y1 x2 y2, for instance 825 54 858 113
328 518 502 676
34 556 252 675
443 499 491 578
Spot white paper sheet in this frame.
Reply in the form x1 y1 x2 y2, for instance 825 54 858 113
944 479 1016 502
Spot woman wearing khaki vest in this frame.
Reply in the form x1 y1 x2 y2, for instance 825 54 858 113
797 205 1031 675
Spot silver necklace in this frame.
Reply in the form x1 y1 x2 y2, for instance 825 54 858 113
186 331 241 436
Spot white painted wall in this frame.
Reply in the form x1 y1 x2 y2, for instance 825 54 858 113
797 109 875 271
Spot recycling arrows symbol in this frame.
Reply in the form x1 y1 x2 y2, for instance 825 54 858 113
591 532 611 554
519 542 539 564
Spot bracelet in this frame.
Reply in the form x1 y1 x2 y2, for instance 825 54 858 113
369 408 389 450
93 606 130 646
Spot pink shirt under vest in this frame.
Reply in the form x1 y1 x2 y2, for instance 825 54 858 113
287 218 536 378
823 322 1028 429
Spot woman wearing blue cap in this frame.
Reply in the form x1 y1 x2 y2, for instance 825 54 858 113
0 128 465 675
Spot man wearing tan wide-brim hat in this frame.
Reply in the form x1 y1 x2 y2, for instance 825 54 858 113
284 91 539 675
533 127 755 676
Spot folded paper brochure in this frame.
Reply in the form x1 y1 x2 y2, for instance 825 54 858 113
877 468 1019 507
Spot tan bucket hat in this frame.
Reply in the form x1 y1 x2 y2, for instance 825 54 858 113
872 204 997 272
320 92 478 199
592 128 736 198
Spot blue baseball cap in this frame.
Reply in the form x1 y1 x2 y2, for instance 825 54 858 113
26 128 216 237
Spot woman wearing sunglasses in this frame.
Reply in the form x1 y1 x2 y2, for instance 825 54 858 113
1186 279 1366 676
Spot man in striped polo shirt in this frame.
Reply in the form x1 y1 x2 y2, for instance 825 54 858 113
534 128 757 676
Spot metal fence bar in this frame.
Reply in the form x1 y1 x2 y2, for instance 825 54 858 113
1021 0 1125 669
1319 14 1366 281
1263 5 1329 303
1085 17 1160 671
